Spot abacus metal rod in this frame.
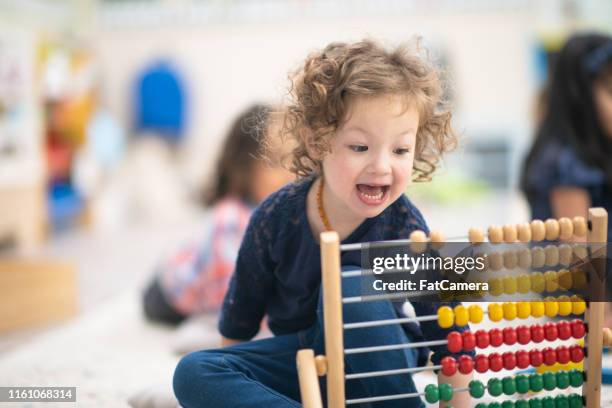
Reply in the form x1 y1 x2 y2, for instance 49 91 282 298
340 236 467 252
344 315 437 329
345 339 448 355
345 365 442 380
345 386 469 405
343 290 434 304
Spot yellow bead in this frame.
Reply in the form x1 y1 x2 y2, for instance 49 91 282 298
488 303 503 322
544 298 559 317
469 304 484 324
488 277 504 297
571 295 586 315
503 276 517 295
530 272 545 293
557 295 572 316
438 306 454 329
517 301 531 319
531 301 545 318
454 305 469 326
558 269 573 290
517 274 531 294
544 270 559 292
503 302 517 320
571 268 587 290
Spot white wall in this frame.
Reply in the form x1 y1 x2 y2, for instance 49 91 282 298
93 10 537 189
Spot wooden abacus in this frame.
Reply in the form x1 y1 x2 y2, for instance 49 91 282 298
297 208 608 408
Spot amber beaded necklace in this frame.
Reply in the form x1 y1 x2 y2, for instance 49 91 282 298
316 177 333 232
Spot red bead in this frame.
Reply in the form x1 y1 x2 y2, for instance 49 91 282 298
544 322 558 341
490 328 503 347
557 321 572 340
530 349 544 367
556 345 570 364
441 356 457 376
571 320 586 339
503 327 517 345
447 332 462 353
570 345 585 363
516 325 531 345
462 332 476 351
543 347 557 365
531 324 545 343
475 330 490 349
475 354 489 373
516 350 530 369
503 351 517 370
489 352 503 372
458 355 474 374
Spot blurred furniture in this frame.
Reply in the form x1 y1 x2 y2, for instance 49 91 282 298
0 258 77 333
0 184 46 252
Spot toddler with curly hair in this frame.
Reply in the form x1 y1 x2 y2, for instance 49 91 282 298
173 39 472 407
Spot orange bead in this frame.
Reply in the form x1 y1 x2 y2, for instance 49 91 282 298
558 217 574 240
545 219 560 240
573 216 587 237
503 225 517 242
517 223 532 242
488 226 503 244
531 220 546 241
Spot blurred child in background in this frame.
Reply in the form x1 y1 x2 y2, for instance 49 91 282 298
143 104 294 325
521 33 612 239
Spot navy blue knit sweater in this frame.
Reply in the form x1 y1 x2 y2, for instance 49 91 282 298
218 175 468 365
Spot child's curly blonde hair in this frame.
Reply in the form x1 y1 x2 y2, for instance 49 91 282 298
268 39 457 181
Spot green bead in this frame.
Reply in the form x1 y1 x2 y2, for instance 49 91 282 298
438 383 453 402
515 401 530 408
516 374 530 394
502 401 515 408
488 378 503 397
424 384 439 404
503 376 517 395
556 371 570 389
568 393 583 408
489 404 502 408
469 380 486 398
543 372 557 391
541 396 555 408
530 373 544 392
569 369 584 388
555 395 569 408
475 404 488 408
529 397 543 408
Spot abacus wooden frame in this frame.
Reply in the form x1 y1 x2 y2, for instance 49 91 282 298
296 207 608 408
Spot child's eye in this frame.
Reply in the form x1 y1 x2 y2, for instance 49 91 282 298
394 147 412 155
349 145 368 152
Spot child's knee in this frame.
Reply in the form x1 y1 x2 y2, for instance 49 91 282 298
173 350 225 404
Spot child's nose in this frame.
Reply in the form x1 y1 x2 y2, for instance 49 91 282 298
367 153 392 175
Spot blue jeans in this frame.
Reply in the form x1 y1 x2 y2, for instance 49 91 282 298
173 268 425 407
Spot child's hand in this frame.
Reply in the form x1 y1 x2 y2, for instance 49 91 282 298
438 371 472 407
